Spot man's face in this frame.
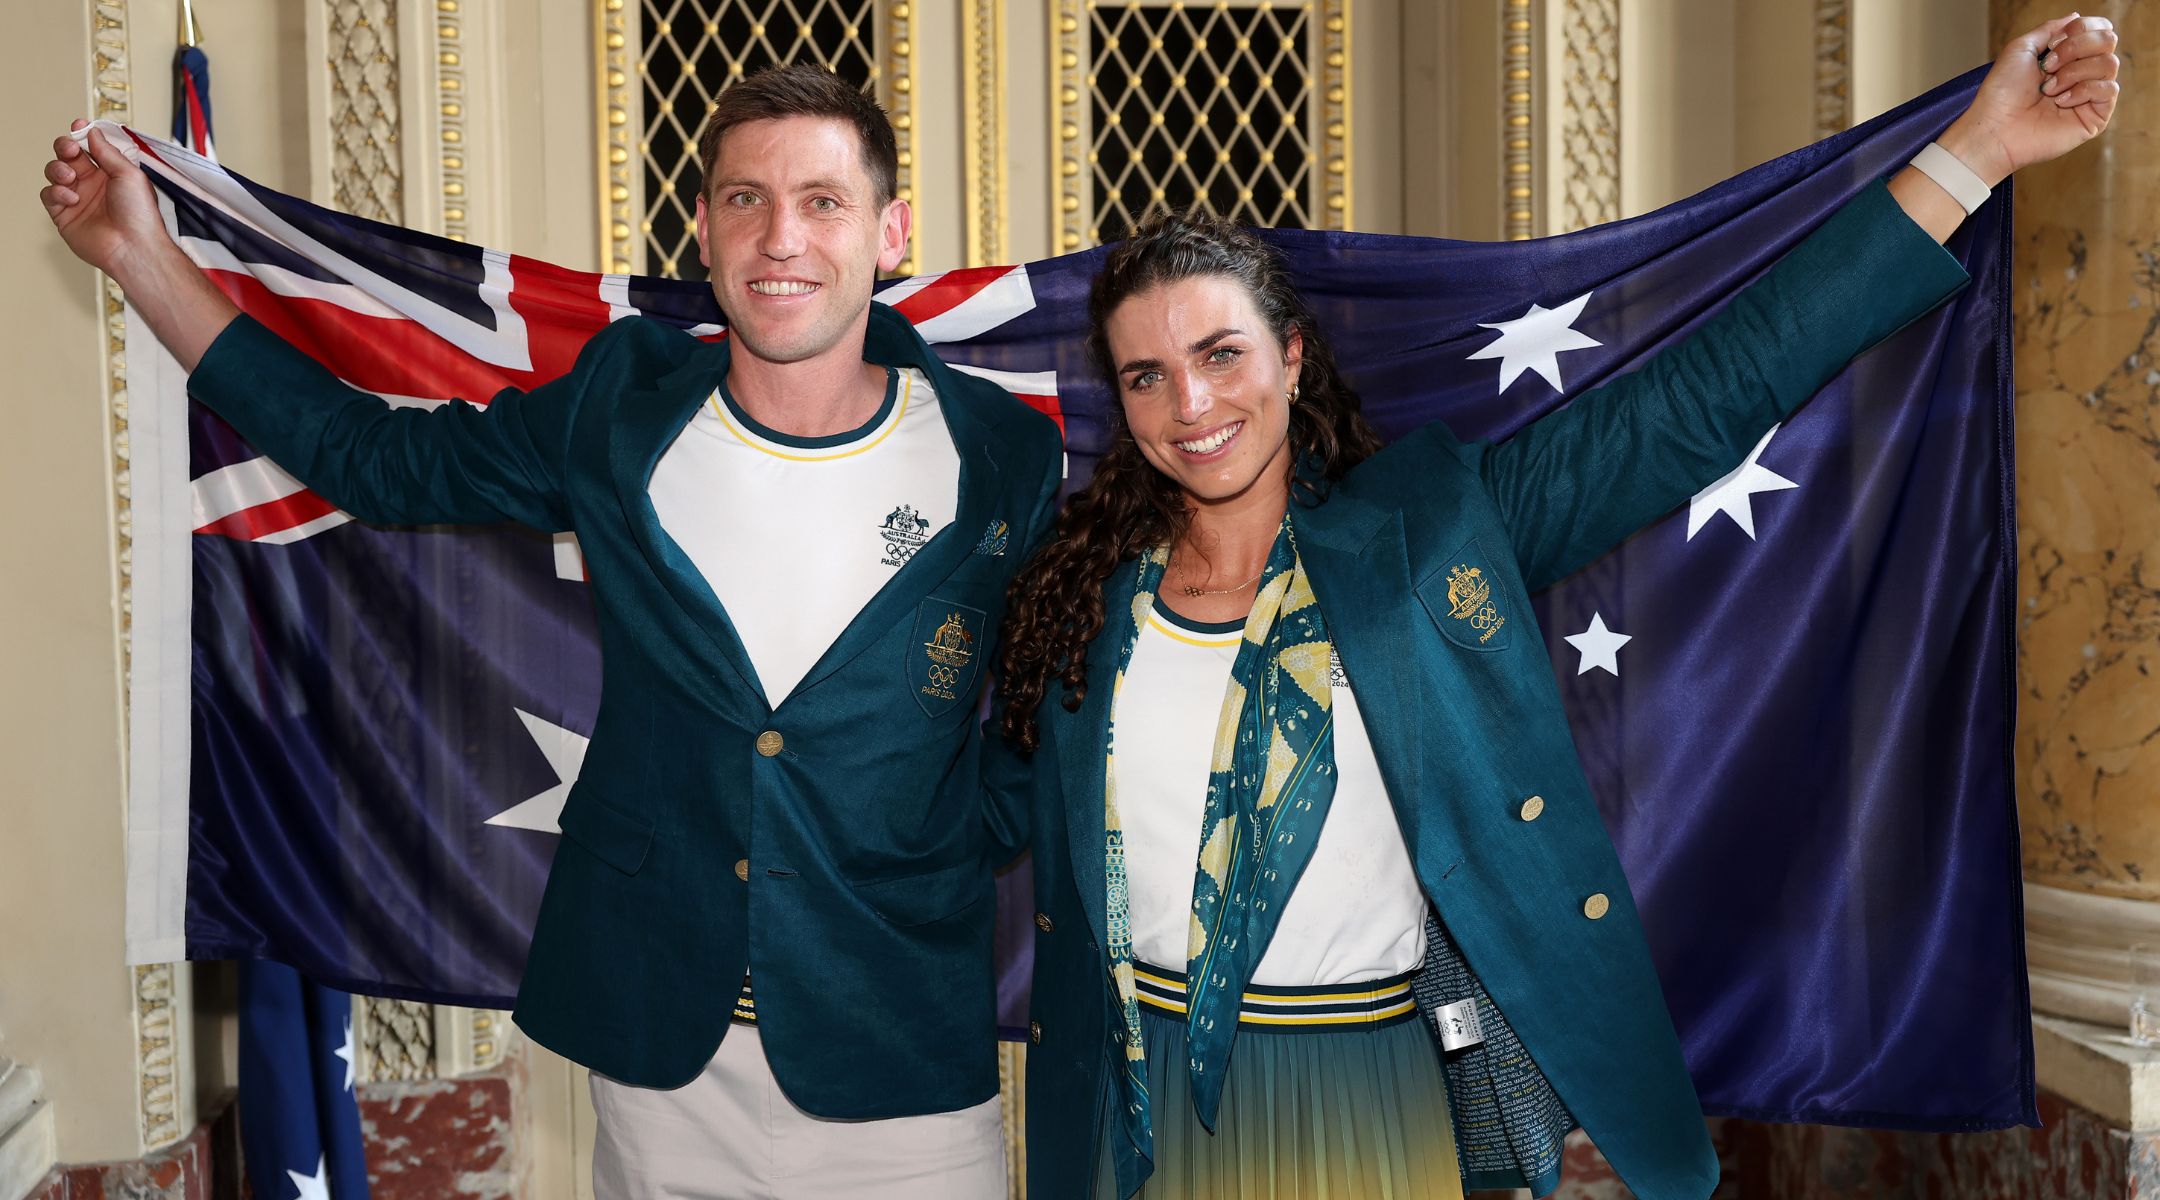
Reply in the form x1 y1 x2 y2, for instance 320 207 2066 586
694 115 910 366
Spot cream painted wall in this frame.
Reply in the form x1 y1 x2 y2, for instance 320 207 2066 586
1853 0 1992 126
1619 0 1737 218
3 6 137 1169
1618 0 1988 218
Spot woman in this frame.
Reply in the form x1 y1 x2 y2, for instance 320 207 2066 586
996 16 2117 1200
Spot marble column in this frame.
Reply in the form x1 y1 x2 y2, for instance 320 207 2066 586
1997 0 2160 1033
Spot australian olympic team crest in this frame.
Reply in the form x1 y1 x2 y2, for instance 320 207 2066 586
910 599 988 717
879 503 932 567
1419 538 1510 652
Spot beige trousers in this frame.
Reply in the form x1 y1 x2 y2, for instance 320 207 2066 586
589 1024 1006 1200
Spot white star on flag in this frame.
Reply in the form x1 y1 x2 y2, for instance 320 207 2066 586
333 1016 355 1091
287 1156 331 1200
1565 613 1632 677
485 709 589 833
1687 424 1799 540
1467 291 1602 394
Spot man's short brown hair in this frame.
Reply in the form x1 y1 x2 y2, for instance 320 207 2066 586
695 64 899 205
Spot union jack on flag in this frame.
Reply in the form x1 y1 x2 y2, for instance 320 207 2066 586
112 61 2035 1135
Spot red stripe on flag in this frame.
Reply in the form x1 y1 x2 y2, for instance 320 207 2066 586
1014 393 1065 435
205 272 608 400
183 72 210 152
887 265 1010 327
195 486 340 541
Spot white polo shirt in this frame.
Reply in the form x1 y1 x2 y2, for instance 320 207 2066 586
1112 599 1429 987
647 366 963 706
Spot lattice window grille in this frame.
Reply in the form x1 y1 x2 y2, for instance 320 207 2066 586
1056 0 1348 251
635 0 889 281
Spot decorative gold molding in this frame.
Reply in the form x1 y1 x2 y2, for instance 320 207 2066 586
437 0 471 240
93 0 133 700
1052 0 1352 251
998 1042 1026 1199
597 0 633 273
324 0 406 223
1322 0 1351 229
960 0 1006 266
1050 3 1082 251
1556 0 1619 234
1503 0 1534 240
134 965 182 1149
357 995 438 1082
886 0 919 276
1813 0 1852 140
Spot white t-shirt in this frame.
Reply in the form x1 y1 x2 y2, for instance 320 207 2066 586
1113 599 1429 987
647 366 962 706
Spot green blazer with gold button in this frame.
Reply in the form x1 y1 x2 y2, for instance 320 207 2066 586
185 301 1064 1117
1011 181 1971 1199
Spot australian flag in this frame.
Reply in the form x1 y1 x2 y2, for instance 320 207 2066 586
114 62 2029 1134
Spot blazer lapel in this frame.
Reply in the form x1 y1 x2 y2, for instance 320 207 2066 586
606 339 765 701
1292 494 1427 840
785 306 1005 700
1059 557 1140 956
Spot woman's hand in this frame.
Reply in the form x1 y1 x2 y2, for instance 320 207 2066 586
1939 13 2119 187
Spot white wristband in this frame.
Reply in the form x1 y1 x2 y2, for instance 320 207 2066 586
1909 142 1993 215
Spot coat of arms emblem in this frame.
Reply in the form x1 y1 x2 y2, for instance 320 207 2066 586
879 504 932 567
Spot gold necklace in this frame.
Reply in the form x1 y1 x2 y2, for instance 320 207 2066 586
1170 554 1266 597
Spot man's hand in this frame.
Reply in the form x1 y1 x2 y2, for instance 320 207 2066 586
41 121 174 280
1940 13 2120 187
39 119 237 370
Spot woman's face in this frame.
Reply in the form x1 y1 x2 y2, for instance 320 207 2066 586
1103 274 1304 511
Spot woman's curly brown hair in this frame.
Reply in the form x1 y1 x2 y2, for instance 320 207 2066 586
996 210 1383 752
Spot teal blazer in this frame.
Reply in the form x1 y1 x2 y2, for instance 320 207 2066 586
1012 182 1970 1199
189 303 1064 1116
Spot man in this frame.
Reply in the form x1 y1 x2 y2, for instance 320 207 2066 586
43 66 1062 1197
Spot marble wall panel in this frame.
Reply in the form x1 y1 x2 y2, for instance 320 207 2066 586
1994 0 2160 901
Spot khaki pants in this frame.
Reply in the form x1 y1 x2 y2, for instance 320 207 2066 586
590 1024 1006 1200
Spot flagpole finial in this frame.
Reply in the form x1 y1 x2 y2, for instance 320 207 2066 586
180 0 203 47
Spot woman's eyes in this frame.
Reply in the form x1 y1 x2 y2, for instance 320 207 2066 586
1126 347 1246 393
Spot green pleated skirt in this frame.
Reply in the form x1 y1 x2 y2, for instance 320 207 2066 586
1095 1005 1467 1200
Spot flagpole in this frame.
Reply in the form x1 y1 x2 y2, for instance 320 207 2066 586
180 0 202 47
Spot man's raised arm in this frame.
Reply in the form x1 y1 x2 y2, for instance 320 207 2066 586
39 120 595 532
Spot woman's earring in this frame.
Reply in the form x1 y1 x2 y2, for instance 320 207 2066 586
1286 382 1301 404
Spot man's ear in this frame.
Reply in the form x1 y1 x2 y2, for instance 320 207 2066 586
694 192 712 270
877 197 913 274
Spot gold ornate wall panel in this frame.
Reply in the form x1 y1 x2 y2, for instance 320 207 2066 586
1053 0 1350 251
358 995 439 1082
598 0 919 280
1813 0 1852 139
1555 0 1617 234
437 0 473 240
961 0 1005 266
94 0 134 700
1502 0 1534 240
134 964 183 1150
326 0 407 222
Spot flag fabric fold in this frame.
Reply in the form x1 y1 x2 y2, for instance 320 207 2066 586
237 961 370 1200
116 63 2030 1132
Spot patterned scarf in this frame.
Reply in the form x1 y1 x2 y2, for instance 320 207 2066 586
1103 514 1340 1194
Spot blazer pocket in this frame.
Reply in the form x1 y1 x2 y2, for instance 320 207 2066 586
556 792 656 876
908 597 990 719
1416 536 1513 652
850 859 987 927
